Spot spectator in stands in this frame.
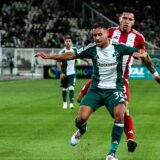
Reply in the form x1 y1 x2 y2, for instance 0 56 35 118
1 0 160 48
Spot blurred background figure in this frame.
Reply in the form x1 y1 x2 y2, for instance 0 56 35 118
57 35 77 109
7 53 14 76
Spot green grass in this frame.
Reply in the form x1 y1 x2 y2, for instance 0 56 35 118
0 79 159 160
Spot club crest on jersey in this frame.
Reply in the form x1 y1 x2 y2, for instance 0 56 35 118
112 51 120 58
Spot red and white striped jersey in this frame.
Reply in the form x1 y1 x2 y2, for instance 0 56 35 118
108 26 146 79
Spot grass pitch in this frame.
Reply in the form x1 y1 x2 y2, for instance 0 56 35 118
0 79 159 160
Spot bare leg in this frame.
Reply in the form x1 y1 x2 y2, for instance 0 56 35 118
75 105 93 133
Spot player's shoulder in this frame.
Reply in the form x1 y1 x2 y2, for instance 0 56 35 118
108 26 120 38
72 46 77 50
108 26 119 32
76 43 96 54
111 39 120 45
72 46 78 52
132 29 145 39
111 40 127 50
111 38 125 46
59 48 66 54
83 42 96 51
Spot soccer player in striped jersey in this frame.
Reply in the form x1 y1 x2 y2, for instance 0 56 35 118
35 22 147 160
77 7 160 153
57 36 77 109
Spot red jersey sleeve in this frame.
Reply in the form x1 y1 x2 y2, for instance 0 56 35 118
133 29 147 51
81 79 92 95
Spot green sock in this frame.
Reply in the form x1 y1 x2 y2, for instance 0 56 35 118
62 89 67 102
76 120 87 134
79 122 87 134
69 89 74 103
108 122 124 154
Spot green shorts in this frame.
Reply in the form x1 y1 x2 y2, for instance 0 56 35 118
61 74 76 88
80 88 126 117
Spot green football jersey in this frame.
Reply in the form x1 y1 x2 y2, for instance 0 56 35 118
76 40 138 90
59 47 77 75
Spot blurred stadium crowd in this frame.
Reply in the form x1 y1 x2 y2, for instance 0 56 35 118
0 0 160 48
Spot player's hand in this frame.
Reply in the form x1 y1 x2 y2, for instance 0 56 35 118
139 49 148 58
77 92 85 103
155 75 160 84
35 52 49 59
140 52 148 58
133 49 148 60
132 52 141 59
60 73 66 79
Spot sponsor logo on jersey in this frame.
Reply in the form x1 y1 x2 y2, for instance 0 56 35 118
112 36 119 39
96 61 118 67
112 51 120 58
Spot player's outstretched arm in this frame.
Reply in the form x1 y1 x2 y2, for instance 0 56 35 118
132 50 146 59
35 52 76 60
154 74 160 84
77 92 85 103
35 52 50 59
141 53 160 84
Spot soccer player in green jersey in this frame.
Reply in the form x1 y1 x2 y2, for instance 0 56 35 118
57 36 77 109
77 7 160 153
35 22 147 160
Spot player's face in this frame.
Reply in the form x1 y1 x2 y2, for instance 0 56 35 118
92 27 109 48
119 12 135 32
64 39 72 49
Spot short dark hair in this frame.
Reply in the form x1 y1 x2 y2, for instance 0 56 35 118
64 35 72 40
92 22 108 30
121 7 137 19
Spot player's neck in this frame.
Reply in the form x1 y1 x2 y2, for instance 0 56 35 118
102 39 110 48
119 27 132 33
66 46 71 50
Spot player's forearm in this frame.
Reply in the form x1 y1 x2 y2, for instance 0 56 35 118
48 52 76 60
35 52 76 60
141 54 160 83
141 54 156 74
81 79 92 95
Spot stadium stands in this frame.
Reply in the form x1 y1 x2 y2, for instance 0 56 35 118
83 0 160 47
0 0 160 48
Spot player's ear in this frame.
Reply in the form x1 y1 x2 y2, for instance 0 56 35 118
132 19 135 25
106 30 109 36
119 15 122 23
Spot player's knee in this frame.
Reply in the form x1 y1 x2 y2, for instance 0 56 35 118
114 104 125 123
114 114 124 123
62 88 67 91
69 86 74 90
